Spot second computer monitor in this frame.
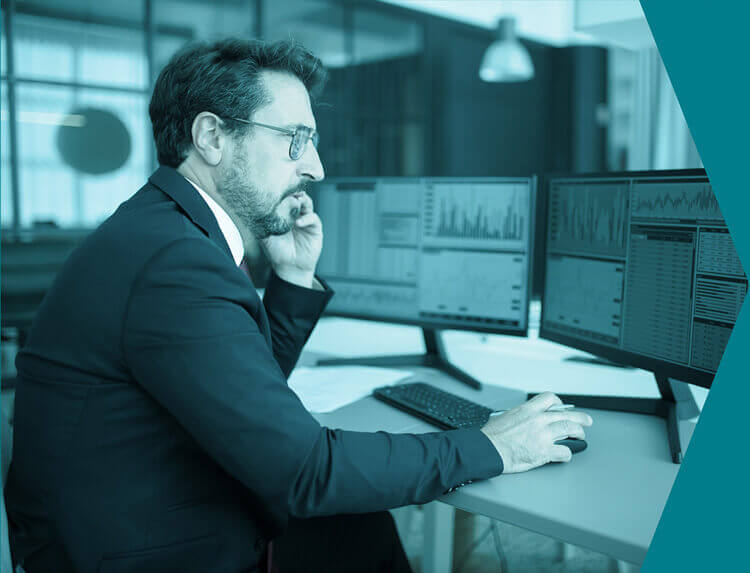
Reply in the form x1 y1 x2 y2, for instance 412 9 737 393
540 169 747 388
312 177 536 335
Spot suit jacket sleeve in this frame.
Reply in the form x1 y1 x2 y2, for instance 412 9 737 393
123 238 503 530
262 271 333 378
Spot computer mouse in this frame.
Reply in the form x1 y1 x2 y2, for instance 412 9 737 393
555 438 587 455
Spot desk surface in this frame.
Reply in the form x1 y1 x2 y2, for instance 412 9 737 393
306 319 693 565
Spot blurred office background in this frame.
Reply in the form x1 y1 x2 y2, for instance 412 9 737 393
1 2 702 571
1 0 700 234
0 0 703 332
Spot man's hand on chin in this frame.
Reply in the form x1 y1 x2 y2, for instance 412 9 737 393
261 192 323 289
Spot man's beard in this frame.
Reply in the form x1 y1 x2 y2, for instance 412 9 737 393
218 153 305 239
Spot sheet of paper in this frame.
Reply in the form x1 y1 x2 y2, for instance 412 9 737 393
287 366 412 413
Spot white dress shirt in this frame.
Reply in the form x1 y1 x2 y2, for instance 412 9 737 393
184 177 245 266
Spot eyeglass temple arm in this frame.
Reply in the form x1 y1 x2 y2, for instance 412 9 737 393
229 117 314 140
248 120 295 135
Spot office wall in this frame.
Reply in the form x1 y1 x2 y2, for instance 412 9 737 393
428 24 558 177
313 12 608 181
427 27 607 178
318 54 426 177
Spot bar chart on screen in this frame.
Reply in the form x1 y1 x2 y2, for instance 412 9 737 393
547 181 629 258
422 183 529 250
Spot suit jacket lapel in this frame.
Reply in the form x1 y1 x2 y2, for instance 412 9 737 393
148 165 235 262
148 166 272 348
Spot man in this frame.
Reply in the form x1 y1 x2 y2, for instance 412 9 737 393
5 39 592 572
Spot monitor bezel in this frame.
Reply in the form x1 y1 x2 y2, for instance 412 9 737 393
313 176 537 337
538 167 724 389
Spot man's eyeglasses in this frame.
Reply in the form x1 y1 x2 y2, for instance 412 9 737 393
228 117 319 161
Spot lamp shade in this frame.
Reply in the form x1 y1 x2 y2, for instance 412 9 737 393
479 17 534 82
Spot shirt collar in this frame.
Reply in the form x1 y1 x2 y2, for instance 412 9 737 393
185 177 245 266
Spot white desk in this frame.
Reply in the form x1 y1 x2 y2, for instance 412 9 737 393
303 318 700 568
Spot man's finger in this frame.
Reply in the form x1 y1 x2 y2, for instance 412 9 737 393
541 410 593 427
524 392 562 413
549 444 573 463
547 421 586 441
297 191 314 214
295 213 319 227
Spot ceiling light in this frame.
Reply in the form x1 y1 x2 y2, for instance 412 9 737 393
479 17 534 82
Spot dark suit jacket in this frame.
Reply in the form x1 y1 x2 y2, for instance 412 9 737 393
5 166 503 572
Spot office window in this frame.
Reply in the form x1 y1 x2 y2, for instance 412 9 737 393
13 0 145 24
74 90 150 226
265 0 347 67
1 81 13 229
13 14 147 89
9 6 151 227
6 9 151 230
607 47 701 171
2 6 11 229
152 0 257 78
1 9 6 76
15 83 149 228
16 85 78 227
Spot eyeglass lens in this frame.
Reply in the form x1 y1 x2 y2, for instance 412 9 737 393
290 127 319 160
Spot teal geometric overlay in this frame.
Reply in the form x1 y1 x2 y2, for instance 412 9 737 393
641 1 750 570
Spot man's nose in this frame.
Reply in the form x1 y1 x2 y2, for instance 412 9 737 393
297 143 325 182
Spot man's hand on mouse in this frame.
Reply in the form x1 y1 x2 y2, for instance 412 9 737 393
480 392 593 474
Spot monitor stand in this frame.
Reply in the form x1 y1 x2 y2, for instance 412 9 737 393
316 327 483 390
529 375 699 464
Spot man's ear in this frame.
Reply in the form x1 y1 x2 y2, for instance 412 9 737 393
191 112 225 166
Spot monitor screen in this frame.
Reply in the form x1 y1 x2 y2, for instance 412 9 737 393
540 170 747 387
312 177 536 335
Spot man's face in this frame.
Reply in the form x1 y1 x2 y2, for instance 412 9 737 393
217 70 324 239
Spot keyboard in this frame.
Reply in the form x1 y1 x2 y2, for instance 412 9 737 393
373 382 494 430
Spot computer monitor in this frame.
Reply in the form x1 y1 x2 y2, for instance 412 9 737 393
539 169 746 461
310 177 536 388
